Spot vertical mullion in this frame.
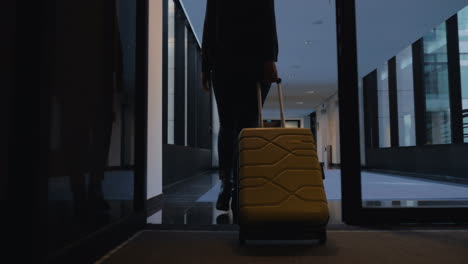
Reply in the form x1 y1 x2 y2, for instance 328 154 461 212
162 0 168 145
363 72 373 149
335 0 362 224
363 71 379 149
174 8 185 146
412 39 427 146
371 72 379 148
194 44 199 148
187 35 196 147
388 57 399 147
446 15 464 144
184 26 188 146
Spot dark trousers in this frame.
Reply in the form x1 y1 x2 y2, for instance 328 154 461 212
212 63 271 187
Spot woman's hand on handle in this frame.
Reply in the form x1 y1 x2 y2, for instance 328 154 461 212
201 72 211 93
263 61 278 84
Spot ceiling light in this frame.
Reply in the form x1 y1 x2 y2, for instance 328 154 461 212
305 40 313 45
305 91 315 94
296 102 304 105
312 19 324 25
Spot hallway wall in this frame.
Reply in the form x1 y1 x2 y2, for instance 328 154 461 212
147 0 164 199
316 93 340 166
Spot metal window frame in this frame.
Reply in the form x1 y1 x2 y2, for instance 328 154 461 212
174 6 186 146
388 57 400 147
337 0 468 224
412 39 427 146
363 70 379 150
447 15 464 144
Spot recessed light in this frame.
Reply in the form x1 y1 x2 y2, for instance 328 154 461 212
296 102 304 105
312 20 324 25
305 91 315 94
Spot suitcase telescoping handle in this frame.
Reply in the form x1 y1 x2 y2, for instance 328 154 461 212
257 78 286 128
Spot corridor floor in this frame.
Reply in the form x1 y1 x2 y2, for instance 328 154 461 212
96 170 468 264
97 229 468 264
147 170 468 226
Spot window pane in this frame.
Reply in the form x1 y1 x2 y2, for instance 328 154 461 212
458 6 468 142
378 62 391 148
423 23 452 145
357 1 468 211
396 46 416 146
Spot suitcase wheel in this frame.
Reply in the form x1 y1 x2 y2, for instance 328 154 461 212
319 230 327 245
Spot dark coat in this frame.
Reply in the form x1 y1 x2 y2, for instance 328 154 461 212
201 0 279 73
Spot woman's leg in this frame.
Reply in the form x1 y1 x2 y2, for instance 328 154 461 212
212 62 272 212
212 68 237 211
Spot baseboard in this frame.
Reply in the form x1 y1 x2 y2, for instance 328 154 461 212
106 166 135 171
363 168 468 186
47 213 145 264
321 163 341 169
163 170 214 192
145 224 239 231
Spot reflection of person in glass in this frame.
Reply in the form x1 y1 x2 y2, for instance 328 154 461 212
201 0 279 213
54 1 123 219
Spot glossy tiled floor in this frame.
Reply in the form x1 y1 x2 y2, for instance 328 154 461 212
147 169 468 226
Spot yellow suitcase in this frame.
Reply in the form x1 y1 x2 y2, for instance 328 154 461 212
238 80 329 244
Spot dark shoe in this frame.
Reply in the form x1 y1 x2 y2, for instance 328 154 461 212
216 213 231 224
216 180 232 211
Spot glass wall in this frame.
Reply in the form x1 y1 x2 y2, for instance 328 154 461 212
378 62 391 148
160 0 212 189
423 23 452 145
165 0 211 149
458 6 468 142
396 46 416 146
48 0 136 254
359 5 468 209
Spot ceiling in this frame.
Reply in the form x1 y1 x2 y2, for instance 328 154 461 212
180 0 468 118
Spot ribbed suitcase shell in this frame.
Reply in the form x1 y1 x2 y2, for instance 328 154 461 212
239 127 329 226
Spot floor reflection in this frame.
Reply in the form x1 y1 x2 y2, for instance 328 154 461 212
48 170 134 251
148 169 468 226
148 200 343 226
148 172 235 225
363 199 468 208
147 171 344 226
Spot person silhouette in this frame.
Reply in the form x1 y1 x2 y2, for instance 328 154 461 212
201 0 279 215
53 0 123 220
